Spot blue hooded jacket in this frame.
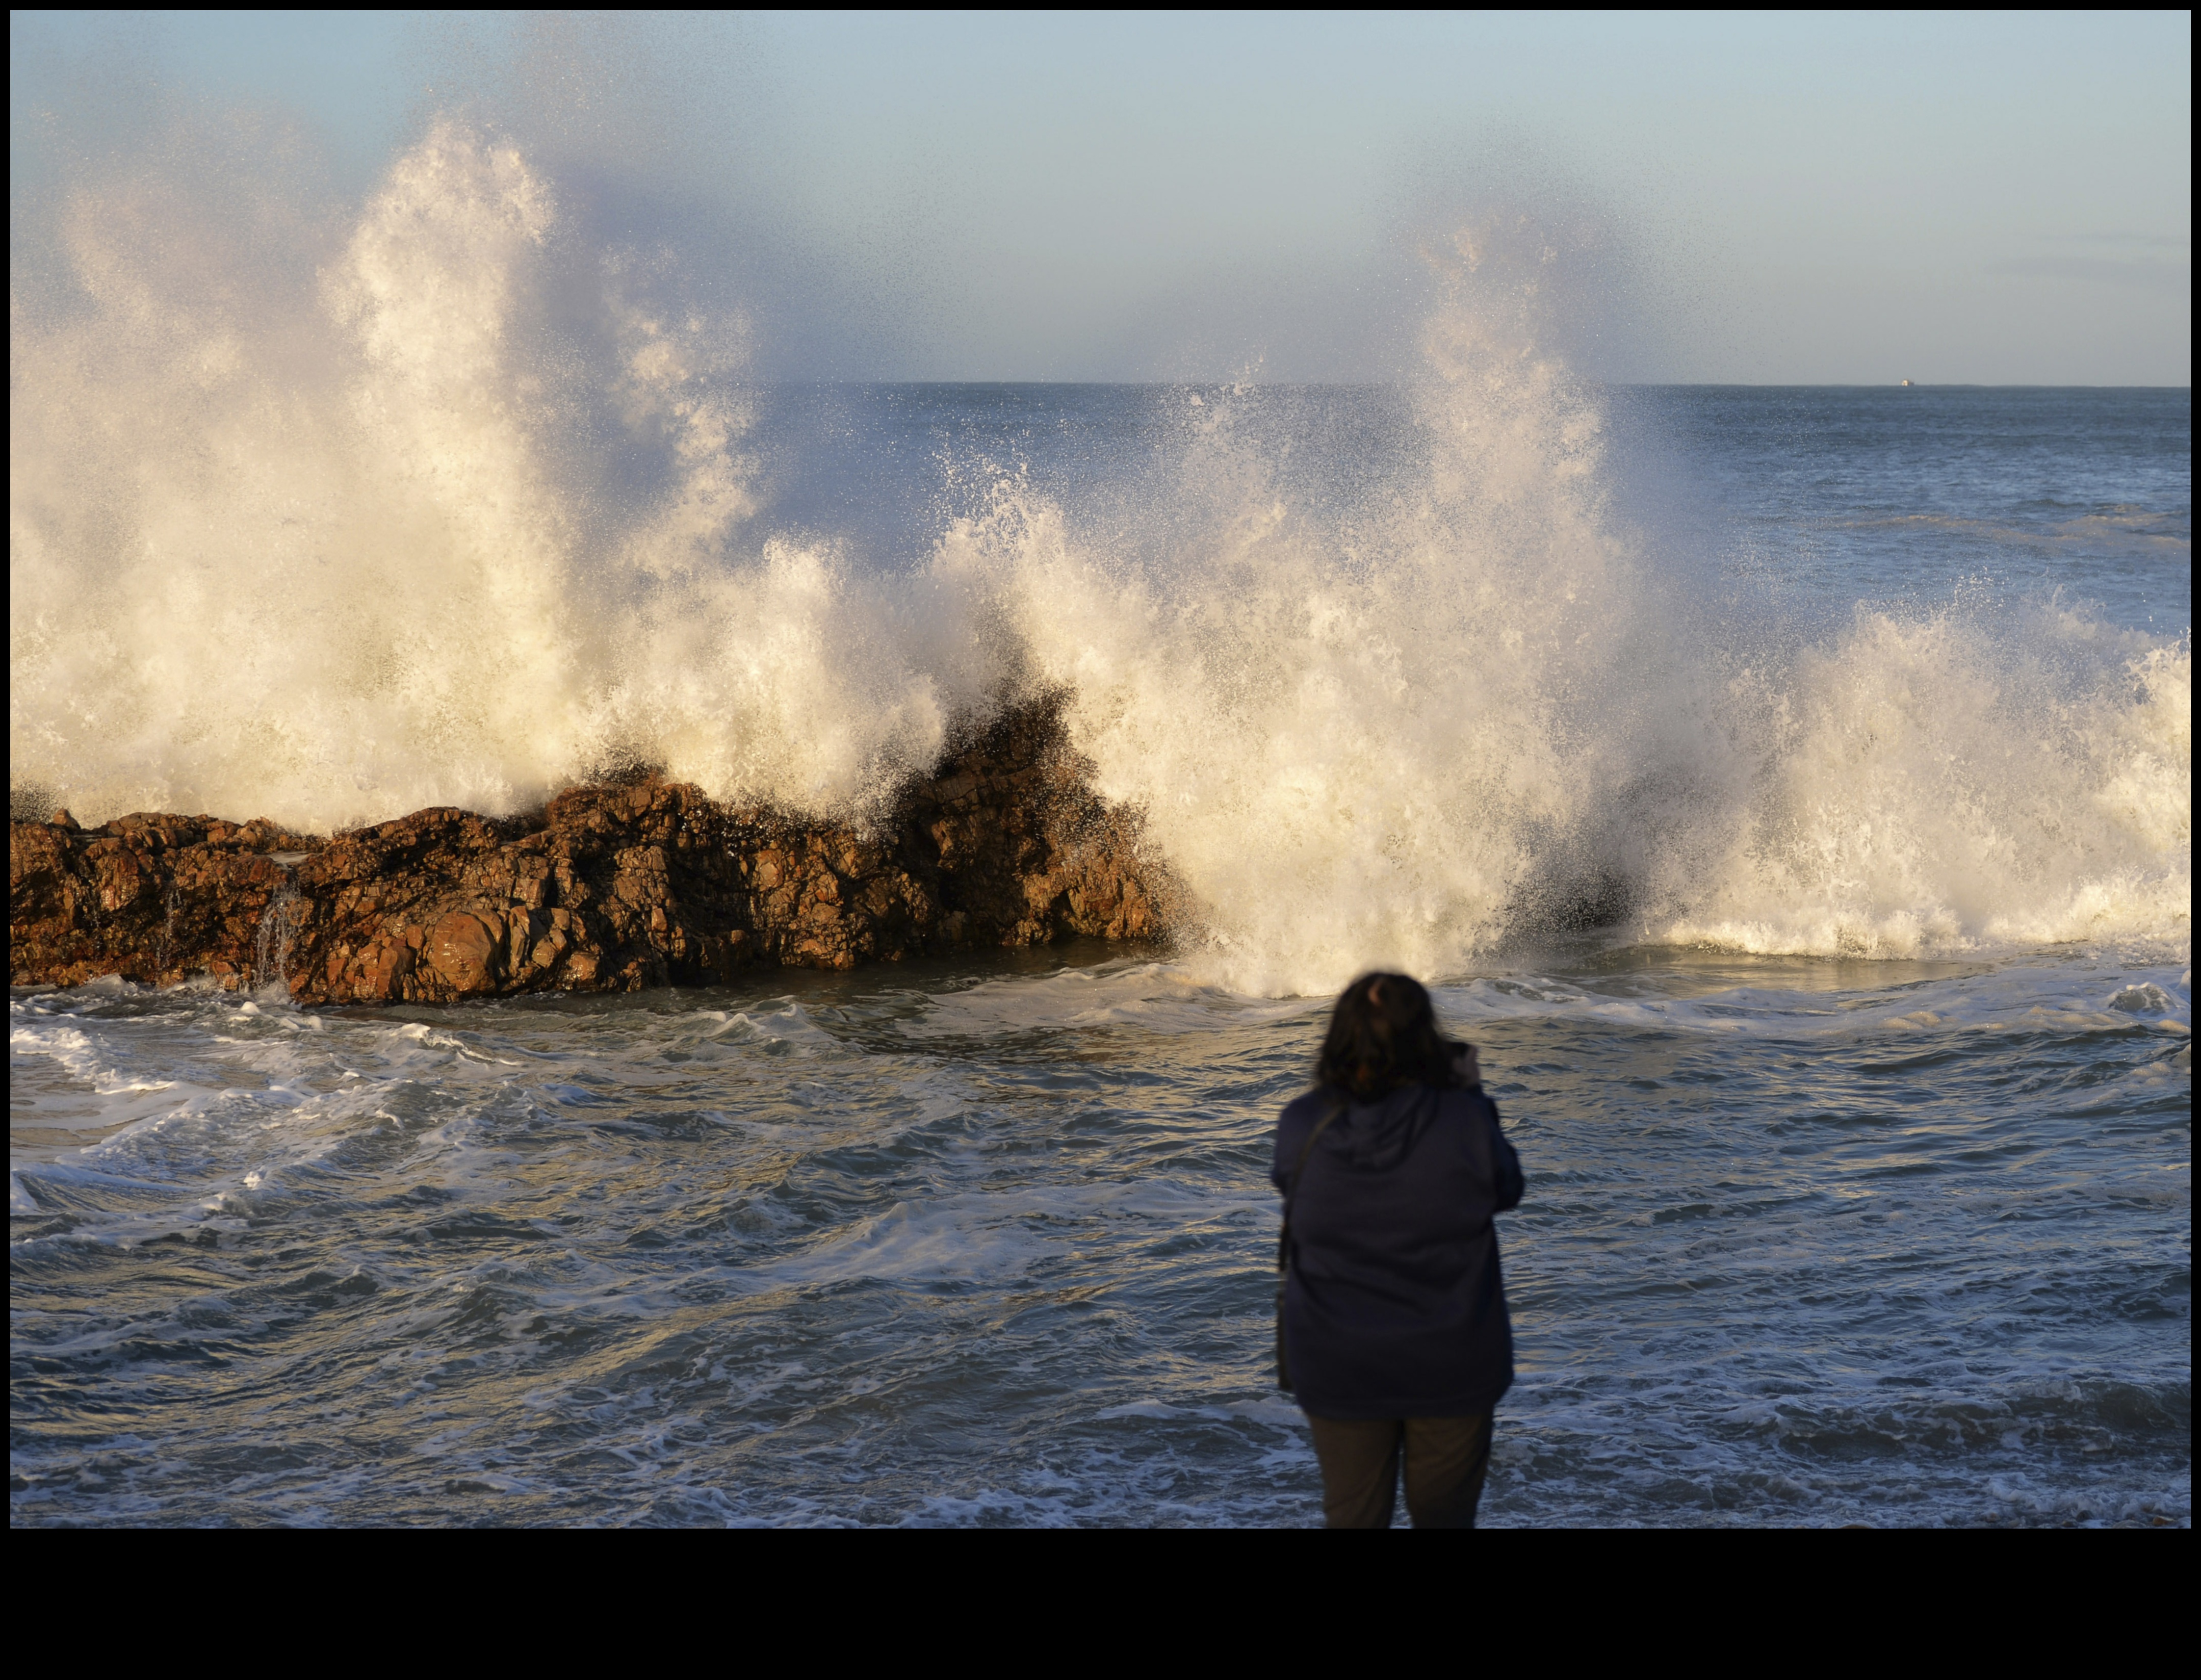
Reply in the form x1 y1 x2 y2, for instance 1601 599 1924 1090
1272 1082 1523 1419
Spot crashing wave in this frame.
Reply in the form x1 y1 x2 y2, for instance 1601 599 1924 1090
11 124 2190 995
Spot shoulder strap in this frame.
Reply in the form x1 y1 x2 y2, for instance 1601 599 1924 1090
1277 1097 1347 1276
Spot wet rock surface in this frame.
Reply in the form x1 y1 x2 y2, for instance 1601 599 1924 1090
9 698 1178 1001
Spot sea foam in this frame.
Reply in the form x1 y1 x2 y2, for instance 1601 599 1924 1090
10 123 2190 993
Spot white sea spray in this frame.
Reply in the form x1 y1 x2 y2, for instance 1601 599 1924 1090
10 123 2189 992
10 119 1001 833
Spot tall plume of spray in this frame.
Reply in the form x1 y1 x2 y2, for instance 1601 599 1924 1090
10 26 2189 992
933 208 2186 987
945 215 1721 991
10 31 1006 833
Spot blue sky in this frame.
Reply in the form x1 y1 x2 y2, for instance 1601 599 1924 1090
11 10 2191 382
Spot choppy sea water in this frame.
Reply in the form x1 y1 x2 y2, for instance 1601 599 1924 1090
11 380 2192 1527
10 950 2189 1527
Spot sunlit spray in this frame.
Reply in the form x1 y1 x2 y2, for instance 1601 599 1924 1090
11 125 2188 992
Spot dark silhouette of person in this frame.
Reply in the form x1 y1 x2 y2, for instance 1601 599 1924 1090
1273 971 1523 1527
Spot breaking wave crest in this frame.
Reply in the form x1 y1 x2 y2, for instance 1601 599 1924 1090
10 122 2190 992
11 120 999 831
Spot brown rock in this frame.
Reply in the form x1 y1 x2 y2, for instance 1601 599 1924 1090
426 912 502 995
9 693 1182 1000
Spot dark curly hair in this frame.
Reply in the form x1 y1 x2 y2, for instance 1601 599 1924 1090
1314 971 1468 1099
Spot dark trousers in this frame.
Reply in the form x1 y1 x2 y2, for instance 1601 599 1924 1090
1306 1413 1492 1528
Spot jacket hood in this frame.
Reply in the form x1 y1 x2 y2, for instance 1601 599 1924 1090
1328 1083 1444 1172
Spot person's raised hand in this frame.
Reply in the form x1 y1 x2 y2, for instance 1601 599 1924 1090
1453 1041 1482 1089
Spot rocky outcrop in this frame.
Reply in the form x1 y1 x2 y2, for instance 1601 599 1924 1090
9 697 1178 1002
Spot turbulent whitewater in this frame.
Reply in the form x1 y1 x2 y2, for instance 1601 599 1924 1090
12 123 2187 994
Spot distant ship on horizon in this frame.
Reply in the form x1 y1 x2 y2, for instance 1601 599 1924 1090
1900 378 1916 387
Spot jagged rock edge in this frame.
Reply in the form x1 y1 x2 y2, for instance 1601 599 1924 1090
8 695 1185 1001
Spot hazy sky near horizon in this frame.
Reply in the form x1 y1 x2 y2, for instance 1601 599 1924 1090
11 9 2191 383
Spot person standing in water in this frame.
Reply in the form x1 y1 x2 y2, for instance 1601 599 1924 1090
1273 972 1524 1528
